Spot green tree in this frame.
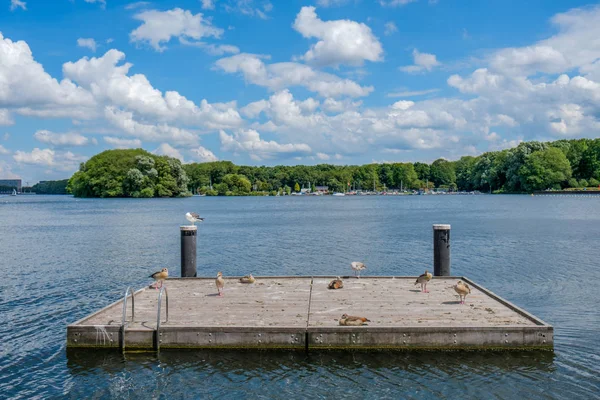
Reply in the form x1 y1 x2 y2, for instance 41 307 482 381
294 182 300 192
519 147 572 191
455 156 477 191
430 159 456 188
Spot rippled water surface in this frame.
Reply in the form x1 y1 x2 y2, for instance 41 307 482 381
1 195 599 399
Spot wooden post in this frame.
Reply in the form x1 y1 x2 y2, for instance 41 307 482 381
433 224 451 276
180 225 197 277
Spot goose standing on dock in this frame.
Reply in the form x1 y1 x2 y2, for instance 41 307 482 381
328 277 344 289
239 274 255 284
215 271 225 296
185 212 204 225
149 268 168 289
454 280 471 304
415 270 432 293
339 314 370 326
350 262 367 278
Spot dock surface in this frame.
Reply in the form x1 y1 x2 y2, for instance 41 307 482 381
67 276 553 351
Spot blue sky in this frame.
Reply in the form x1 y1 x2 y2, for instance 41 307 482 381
1 0 600 183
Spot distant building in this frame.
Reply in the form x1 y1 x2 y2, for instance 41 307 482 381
0 179 22 193
315 186 329 193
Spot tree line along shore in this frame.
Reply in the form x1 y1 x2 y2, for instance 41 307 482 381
19 138 600 198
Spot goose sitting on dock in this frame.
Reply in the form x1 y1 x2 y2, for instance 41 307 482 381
149 268 168 289
415 270 432 293
239 274 255 284
215 272 225 296
339 314 370 326
350 262 366 278
185 212 204 225
454 280 471 304
328 277 343 289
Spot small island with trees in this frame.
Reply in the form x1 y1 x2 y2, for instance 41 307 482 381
30 138 600 198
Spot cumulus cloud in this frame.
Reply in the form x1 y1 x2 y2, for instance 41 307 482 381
399 49 440 73
192 145 218 162
0 110 13 125
10 0 26 11
154 143 184 161
0 144 9 154
63 49 243 128
130 8 223 51
77 38 97 52
13 148 55 167
215 53 373 97
293 6 383 67
103 136 142 149
220 129 312 160
33 130 90 146
0 33 95 114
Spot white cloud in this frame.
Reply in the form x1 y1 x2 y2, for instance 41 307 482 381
13 148 55 167
191 145 218 162
223 0 272 19
379 0 417 6
220 129 312 160
125 1 149 10
293 6 383 67
77 38 97 52
0 33 95 114
104 106 199 145
33 130 90 146
103 136 142 149
0 110 13 125
215 53 373 97
63 49 243 128
384 22 398 36
130 8 223 51
0 144 9 154
315 152 329 160
84 0 106 7
399 49 440 73
387 88 439 97
201 0 215 10
178 38 240 55
10 0 26 11
154 143 184 161
316 0 350 6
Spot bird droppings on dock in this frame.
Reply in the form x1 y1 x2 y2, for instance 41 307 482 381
67 276 553 351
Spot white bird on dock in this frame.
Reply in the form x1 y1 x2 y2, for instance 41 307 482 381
415 270 432 293
215 271 225 296
185 212 204 225
149 268 168 289
454 280 471 304
350 262 367 278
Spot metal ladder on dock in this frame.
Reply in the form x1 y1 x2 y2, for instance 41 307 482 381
119 285 169 353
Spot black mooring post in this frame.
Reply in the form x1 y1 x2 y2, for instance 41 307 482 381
180 225 197 277
433 224 451 276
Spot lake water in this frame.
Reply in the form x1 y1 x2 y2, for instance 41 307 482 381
1 195 599 399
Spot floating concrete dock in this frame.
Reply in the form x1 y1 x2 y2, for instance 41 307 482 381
67 276 553 351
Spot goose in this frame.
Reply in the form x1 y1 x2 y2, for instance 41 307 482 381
339 314 370 326
149 268 168 289
415 270 433 293
454 280 471 304
215 271 225 296
328 277 344 289
239 274 256 284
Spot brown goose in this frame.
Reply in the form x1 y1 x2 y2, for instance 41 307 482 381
414 270 432 293
149 268 168 289
328 277 344 289
454 280 471 304
339 314 370 326
215 271 225 296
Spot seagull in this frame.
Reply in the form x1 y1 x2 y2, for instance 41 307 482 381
454 280 471 304
328 276 344 289
339 314 370 326
415 270 433 293
350 261 367 278
149 268 168 289
185 212 204 225
239 274 256 284
215 271 225 296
